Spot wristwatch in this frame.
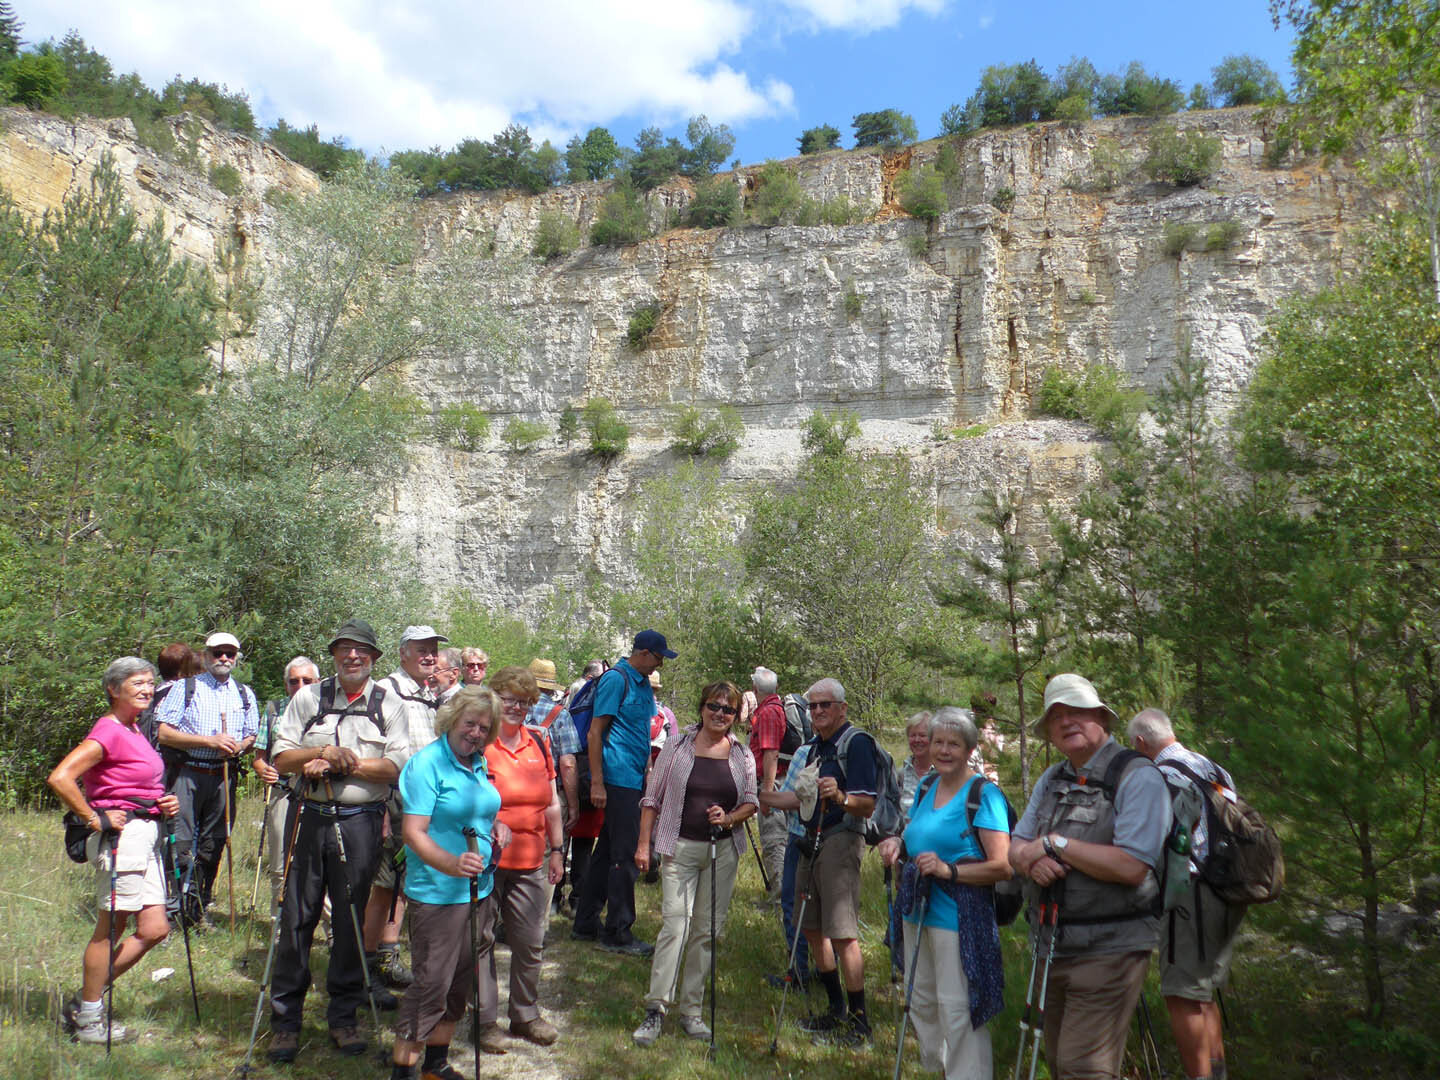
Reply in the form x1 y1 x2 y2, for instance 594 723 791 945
1043 833 1070 862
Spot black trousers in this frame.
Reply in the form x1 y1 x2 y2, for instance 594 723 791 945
171 763 236 906
269 800 384 1032
573 784 642 945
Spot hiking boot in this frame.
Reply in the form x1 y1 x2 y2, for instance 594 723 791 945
370 981 399 1010
599 937 654 958
632 1008 664 1046
570 926 597 942
817 1015 873 1049
677 1014 712 1041
421 1064 467 1080
474 1022 508 1055
510 1016 559 1045
375 944 414 988
329 1026 367 1056
268 1029 300 1063
796 1011 843 1034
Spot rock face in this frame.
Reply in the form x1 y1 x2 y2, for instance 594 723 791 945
0 106 1371 615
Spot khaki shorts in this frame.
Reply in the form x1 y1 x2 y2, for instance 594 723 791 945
373 834 401 891
1160 880 1243 1001
395 900 480 1043
89 818 167 912
797 829 864 941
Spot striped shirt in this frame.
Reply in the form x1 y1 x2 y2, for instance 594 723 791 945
153 672 259 762
1154 742 1236 867
528 694 581 758
378 669 439 755
641 727 757 860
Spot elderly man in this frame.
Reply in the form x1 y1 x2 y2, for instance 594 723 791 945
572 630 674 956
748 667 789 903
433 648 463 704
363 625 447 997
759 677 877 1047
527 658 582 916
256 656 321 911
155 631 261 919
267 619 410 1063
1010 675 1172 1080
1129 708 1243 1080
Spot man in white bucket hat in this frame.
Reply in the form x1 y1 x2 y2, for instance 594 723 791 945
1009 674 1172 1080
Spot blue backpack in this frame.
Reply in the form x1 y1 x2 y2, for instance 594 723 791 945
566 664 628 810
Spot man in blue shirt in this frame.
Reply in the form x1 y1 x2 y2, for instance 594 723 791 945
572 630 675 956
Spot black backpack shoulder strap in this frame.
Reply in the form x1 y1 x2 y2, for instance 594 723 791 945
368 683 387 735
1093 748 1147 801
304 676 340 736
915 770 940 810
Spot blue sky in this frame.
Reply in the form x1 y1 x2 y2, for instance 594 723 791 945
25 1 1295 166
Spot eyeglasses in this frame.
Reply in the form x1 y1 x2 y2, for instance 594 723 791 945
465 661 488 670
703 702 737 717
287 675 319 687
434 666 457 676
498 695 529 712
809 700 841 711
211 648 238 660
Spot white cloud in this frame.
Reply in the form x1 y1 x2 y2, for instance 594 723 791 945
978 13 996 29
775 0 947 32
27 0 798 151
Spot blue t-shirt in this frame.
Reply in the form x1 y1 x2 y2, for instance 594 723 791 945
902 774 1010 930
399 735 502 906
806 722 878 833
593 658 655 791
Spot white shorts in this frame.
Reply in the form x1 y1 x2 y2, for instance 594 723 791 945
88 818 168 912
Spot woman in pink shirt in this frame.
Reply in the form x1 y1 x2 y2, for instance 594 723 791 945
48 656 180 1045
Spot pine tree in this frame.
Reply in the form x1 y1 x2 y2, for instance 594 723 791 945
0 2 21 63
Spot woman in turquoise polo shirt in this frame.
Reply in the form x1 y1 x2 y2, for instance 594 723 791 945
390 685 509 1080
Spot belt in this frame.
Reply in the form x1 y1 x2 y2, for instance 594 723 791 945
303 800 386 818
181 760 227 774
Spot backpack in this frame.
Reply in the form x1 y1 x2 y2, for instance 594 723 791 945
1164 759 1284 906
1067 749 1203 915
915 772 1023 925
778 694 813 764
303 676 388 737
566 665 628 810
822 725 904 845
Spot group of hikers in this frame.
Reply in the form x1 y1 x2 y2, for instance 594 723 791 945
47 617 1267 1080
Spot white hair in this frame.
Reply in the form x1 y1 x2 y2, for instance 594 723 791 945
285 655 319 681
806 677 845 703
752 666 778 696
930 706 979 752
1127 708 1175 744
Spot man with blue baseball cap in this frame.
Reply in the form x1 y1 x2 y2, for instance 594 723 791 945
572 630 676 956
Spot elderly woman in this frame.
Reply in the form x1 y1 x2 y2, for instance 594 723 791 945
900 710 935 820
630 680 758 1046
475 666 566 1051
391 685 509 1080
879 707 1012 1080
48 657 180 1045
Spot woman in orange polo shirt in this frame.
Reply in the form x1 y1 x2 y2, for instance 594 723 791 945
480 666 566 1051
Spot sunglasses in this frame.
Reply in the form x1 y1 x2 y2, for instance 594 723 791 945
703 702 738 717
809 700 841 711
211 648 238 660
287 675 318 687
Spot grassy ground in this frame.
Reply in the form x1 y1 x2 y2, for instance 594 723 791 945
0 787 1436 1079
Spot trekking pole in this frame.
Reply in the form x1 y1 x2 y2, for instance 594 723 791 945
238 782 308 1077
769 830 818 1055
893 875 931 1080
1134 993 1160 1080
105 827 119 1055
1024 894 1061 1080
1011 894 1044 1080
708 824 720 1061
323 779 385 1061
240 783 278 969
221 711 237 936
163 818 201 1022
463 827 483 1080
883 863 899 984
743 817 771 894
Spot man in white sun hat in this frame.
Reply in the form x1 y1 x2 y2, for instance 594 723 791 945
1009 673 1172 1080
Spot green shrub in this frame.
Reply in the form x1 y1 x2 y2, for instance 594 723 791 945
1143 125 1222 186
990 186 1016 213
938 103 968 136
591 183 649 246
1205 220 1243 251
532 210 581 259
842 281 862 321
208 162 242 197
802 409 862 458
262 185 296 211
898 164 947 221
749 161 808 225
1035 365 1145 434
685 175 741 228
558 406 580 446
3 53 68 108
1163 222 1200 255
669 404 743 459
502 417 547 451
1054 93 1092 127
935 143 962 183
815 195 865 226
436 402 490 450
582 398 629 460
627 303 663 350
905 232 930 257
797 124 842 155
1262 135 1293 169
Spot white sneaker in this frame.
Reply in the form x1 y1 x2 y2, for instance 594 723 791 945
677 1014 712 1041
70 1010 128 1044
632 1008 664 1046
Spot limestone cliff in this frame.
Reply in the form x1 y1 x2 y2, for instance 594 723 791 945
0 106 1369 615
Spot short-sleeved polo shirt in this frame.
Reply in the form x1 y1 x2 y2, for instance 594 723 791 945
806 721 878 833
485 727 557 872
399 735 501 905
903 774 1011 929
593 659 655 790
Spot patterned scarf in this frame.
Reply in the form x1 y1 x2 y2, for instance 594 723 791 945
898 860 1005 1028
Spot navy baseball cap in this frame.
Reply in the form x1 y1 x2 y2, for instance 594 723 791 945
633 629 677 658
